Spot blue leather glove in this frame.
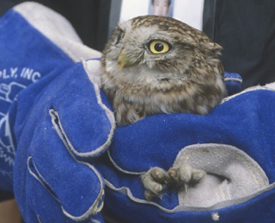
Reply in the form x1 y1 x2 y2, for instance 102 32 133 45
0 4 113 222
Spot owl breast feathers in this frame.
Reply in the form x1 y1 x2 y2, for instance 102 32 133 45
101 15 226 126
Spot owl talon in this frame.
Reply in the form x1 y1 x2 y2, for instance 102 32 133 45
168 164 205 185
192 169 206 182
141 167 170 200
144 190 155 200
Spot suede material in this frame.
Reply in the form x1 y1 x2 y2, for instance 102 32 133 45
0 9 74 191
107 89 275 177
96 88 275 222
13 63 112 222
103 184 275 223
1 3 275 223
0 6 111 222
224 72 242 95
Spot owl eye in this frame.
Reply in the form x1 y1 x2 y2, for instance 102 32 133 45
148 40 171 54
116 29 125 44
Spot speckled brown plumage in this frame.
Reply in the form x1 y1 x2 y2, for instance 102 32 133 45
101 15 226 126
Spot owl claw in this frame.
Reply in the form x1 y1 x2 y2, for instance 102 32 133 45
142 165 206 200
141 167 170 200
168 164 206 185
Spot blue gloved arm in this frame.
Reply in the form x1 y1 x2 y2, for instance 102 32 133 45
13 61 115 223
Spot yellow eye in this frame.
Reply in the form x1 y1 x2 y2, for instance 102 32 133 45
148 40 170 54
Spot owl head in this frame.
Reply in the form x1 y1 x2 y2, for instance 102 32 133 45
102 15 223 77
101 16 226 125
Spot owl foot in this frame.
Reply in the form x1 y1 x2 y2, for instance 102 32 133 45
141 167 171 200
168 164 206 186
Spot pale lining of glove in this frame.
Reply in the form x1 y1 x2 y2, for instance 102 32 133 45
173 144 269 208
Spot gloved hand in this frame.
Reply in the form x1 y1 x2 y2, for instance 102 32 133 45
13 60 115 223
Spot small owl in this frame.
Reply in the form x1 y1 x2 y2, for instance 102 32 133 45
101 16 226 126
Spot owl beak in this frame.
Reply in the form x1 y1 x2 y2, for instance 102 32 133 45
117 49 132 70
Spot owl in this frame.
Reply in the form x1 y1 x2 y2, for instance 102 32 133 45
101 16 227 199
101 15 226 126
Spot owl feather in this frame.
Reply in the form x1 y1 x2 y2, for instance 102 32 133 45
101 16 226 126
